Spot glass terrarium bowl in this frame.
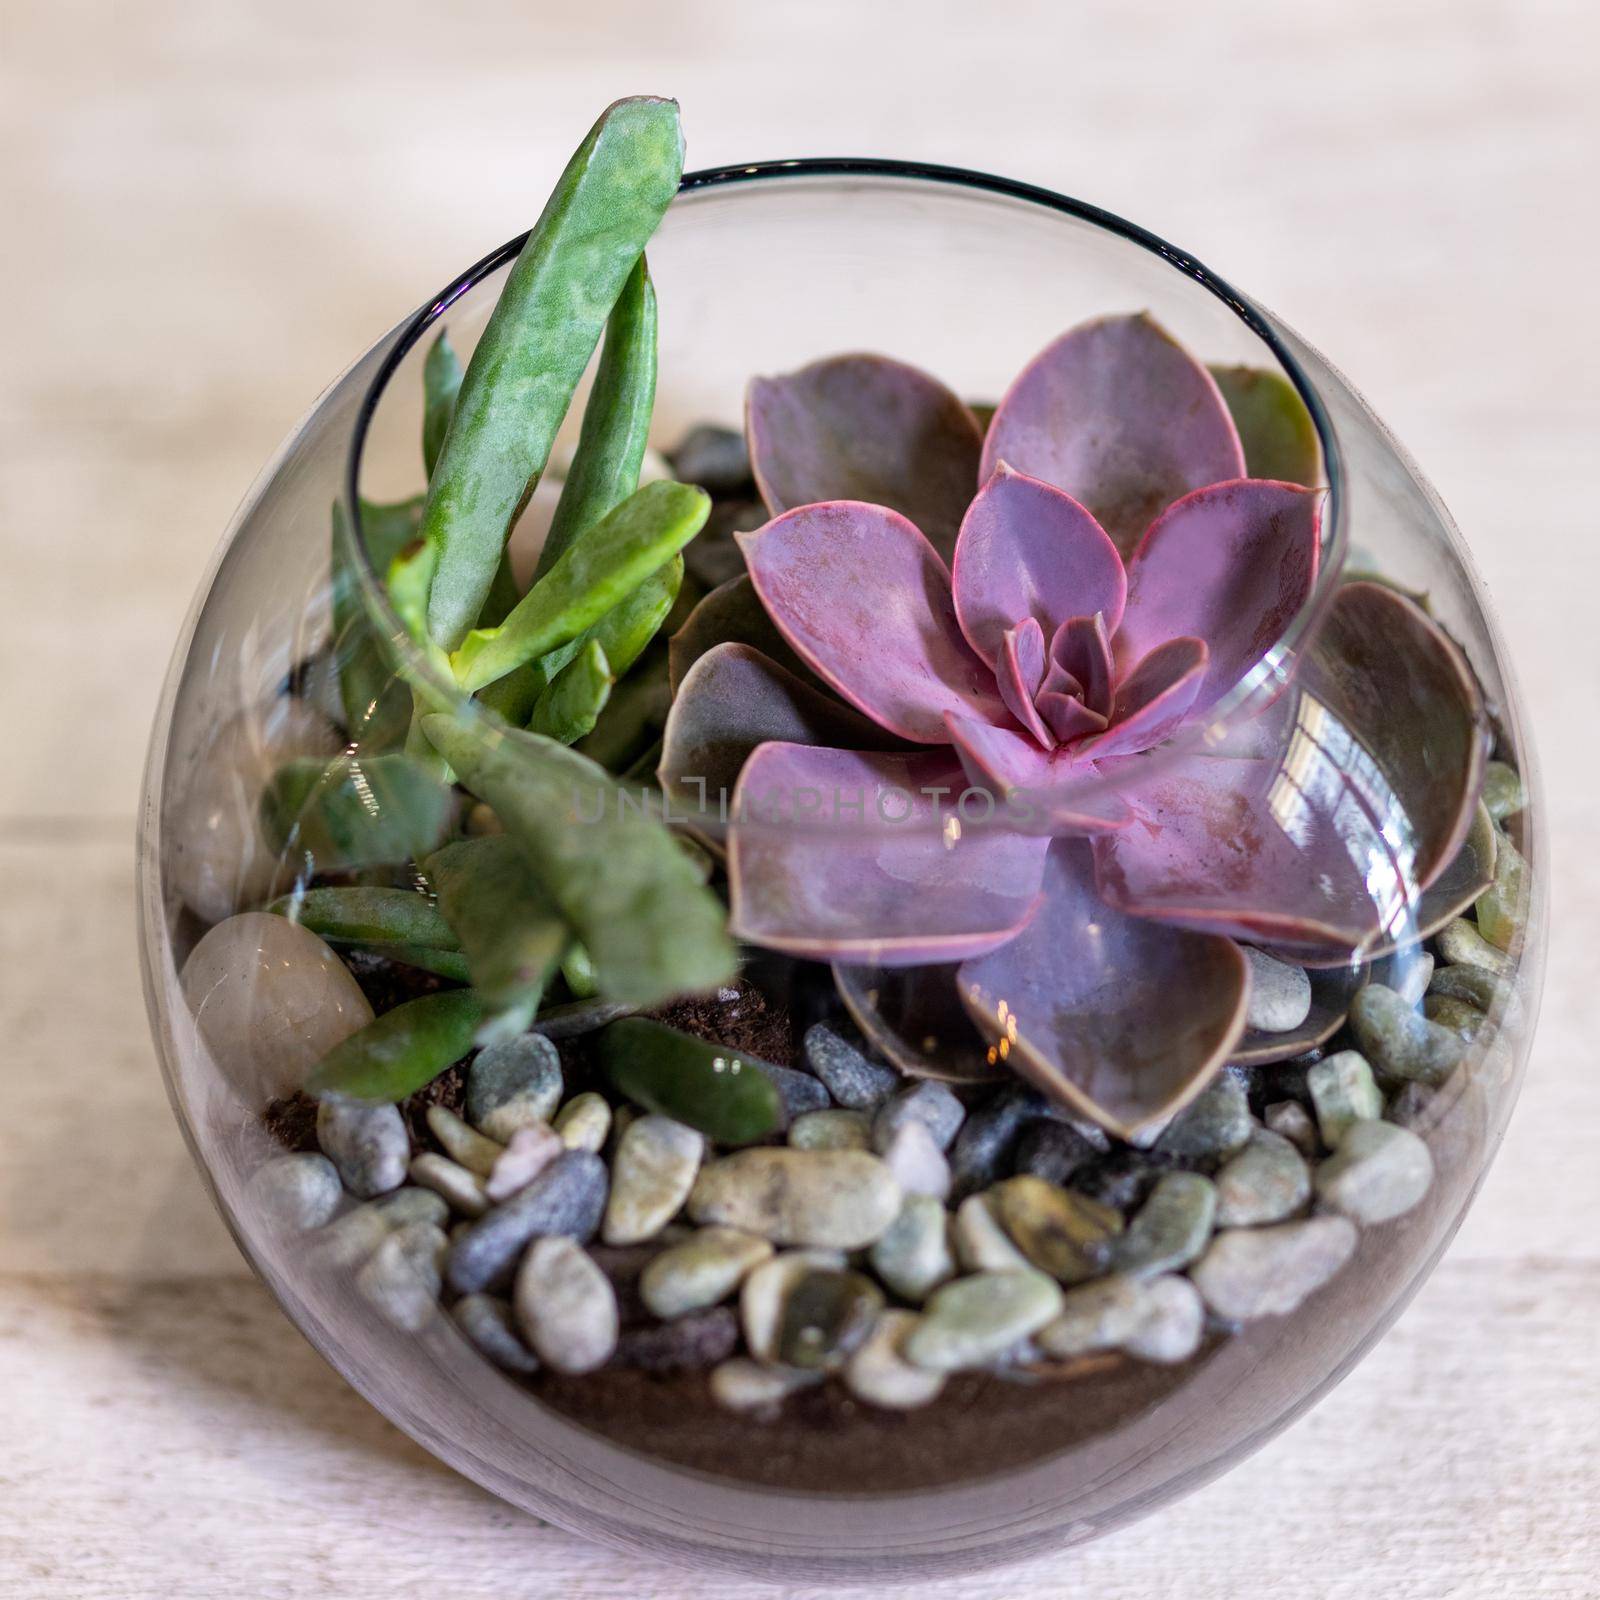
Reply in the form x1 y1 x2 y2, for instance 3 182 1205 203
138 160 1543 1583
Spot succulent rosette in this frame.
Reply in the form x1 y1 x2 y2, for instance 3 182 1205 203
662 314 1489 1134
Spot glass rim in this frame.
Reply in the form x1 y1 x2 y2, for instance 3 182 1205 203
342 155 1349 813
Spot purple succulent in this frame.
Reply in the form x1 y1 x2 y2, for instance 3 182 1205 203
662 315 1487 1133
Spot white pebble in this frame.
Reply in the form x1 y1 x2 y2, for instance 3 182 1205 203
844 1310 946 1410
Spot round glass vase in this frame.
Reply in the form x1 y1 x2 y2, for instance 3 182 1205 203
139 161 1543 1583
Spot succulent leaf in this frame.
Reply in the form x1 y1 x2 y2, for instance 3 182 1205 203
1086 635 1209 759
668 571 811 693
942 713 1132 834
1208 364 1321 487
833 961 1011 1084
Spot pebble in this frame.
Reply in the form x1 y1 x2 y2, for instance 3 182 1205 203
640 1227 775 1319
952 1193 1032 1272
709 1358 823 1416
445 1150 609 1293
1349 986 1463 1086
756 1060 832 1120
317 1098 409 1198
1476 833 1527 952
802 1023 901 1109
1037 1272 1204 1364
1307 1050 1384 1148
553 1092 611 1153
248 1153 342 1231
880 1121 952 1199
992 1175 1124 1283
1314 1119 1434 1224
426 1105 505 1177
1109 1172 1217 1276
788 1108 872 1151
1427 963 1522 1029
740 1249 846 1361
452 1292 540 1374
485 1121 564 1202
844 1310 947 1410
777 1268 884 1370
904 1270 1065 1372
409 1152 490 1217
1481 759 1527 821
466 1033 564 1141
948 1088 1046 1200
514 1237 618 1373
615 1306 740 1373
1390 950 1435 1008
182 913 373 1099
1241 947 1313 1032
1125 1275 1207 1363
1013 1120 1099 1186
869 1194 956 1301
1212 1131 1310 1227
1069 1147 1177 1211
1387 1080 1437 1131
1153 1074 1253 1167
688 1148 902 1248
1263 1100 1320 1157
1437 917 1514 977
356 1220 448 1331
1191 1216 1359 1320
671 423 753 495
602 1115 703 1245
872 1082 966 1153
1423 994 1493 1043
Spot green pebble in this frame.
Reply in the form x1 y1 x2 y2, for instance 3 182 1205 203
789 1109 872 1152
776 1267 884 1371
1307 1049 1384 1148
1436 917 1514 977
1481 760 1526 822
991 1175 1124 1284
904 1270 1064 1372
1427 963 1522 1028
599 1017 784 1146
1108 1171 1217 1278
1423 994 1494 1043
1349 984 1463 1087
1475 831 1528 953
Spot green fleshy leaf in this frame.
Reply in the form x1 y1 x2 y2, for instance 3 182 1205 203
420 97 685 649
599 1017 784 1145
452 480 708 693
306 990 486 1102
1208 365 1321 485
527 638 614 743
574 651 672 771
267 885 458 949
422 712 736 1005
260 754 453 870
348 943 472 983
562 942 599 999
539 552 682 688
426 835 569 1014
422 329 463 479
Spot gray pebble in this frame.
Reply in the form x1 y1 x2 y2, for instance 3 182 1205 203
639 1227 774 1320
1314 1119 1434 1224
1307 1050 1384 1148
688 1148 902 1248
802 1024 901 1109
444 1150 609 1294
356 1220 447 1331
872 1082 966 1153
1154 1074 1253 1167
1191 1216 1358 1320
949 1088 1042 1200
467 1033 564 1141
709 1358 823 1416
1387 1081 1437 1131
317 1098 408 1198
409 1152 489 1217
514 1236 618 1373
1263 1100 1320 1157
788 1108 872 1151
869 1194 956 1302
880 1121 952 1200
671 423 753 495
1437 917 1514 976
844 1309 947 1410
1012 1120 1099 1186
756 1059 832 1120
1212 1131 1311 1227
1125 1275 1206 1364
248 1153 342 1231
602 1115 703 1245
1037 1272 1205 1365
615 1306 740 1373
452 1292 540 1374
904 1270 1064 1372
1241 947 1313 1032
1110 1172 1217 1277
1349 985 1463 1086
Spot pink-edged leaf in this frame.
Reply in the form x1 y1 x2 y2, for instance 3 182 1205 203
1116 479 1322 721
1087 636 1208 760
1038 694 1109 745
658 642 902 809
996 619 1054 748
1299 580 1489 894
944 712 1131 835
736 502 1008 743
668 573 811 694
1048 614 1114 717
728 743 1049 965
833 961 1009 1084
950 465 1126 664
958 839 1249 1136
1228 958 1368 1067
746 353 983 560
1414 800 1495 935
980 313 1245 557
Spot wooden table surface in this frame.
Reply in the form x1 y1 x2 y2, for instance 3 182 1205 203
4 2 1597 1594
